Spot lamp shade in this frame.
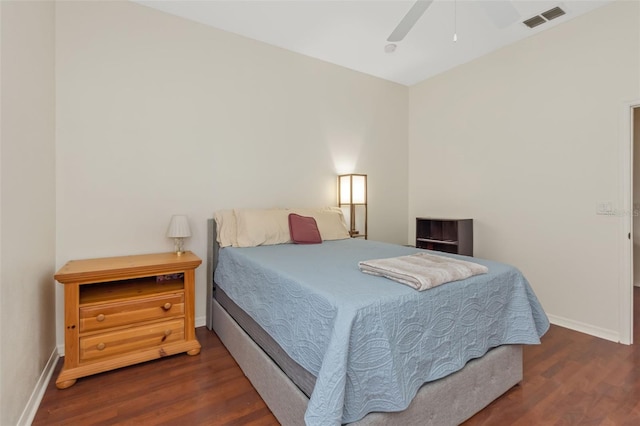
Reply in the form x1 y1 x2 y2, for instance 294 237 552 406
339 174 367 204
351 175 366 204
166 215 191 238
339 175 352 204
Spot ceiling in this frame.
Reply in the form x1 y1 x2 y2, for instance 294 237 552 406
134 0 612 86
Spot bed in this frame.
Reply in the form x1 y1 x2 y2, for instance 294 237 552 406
205 210 549 425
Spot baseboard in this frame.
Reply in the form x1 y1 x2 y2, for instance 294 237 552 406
195 315 206 328
17 346 59 426
547 314 619 343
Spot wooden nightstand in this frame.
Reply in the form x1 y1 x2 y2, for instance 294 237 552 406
54 251 202 389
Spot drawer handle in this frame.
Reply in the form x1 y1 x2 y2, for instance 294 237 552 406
161 329 172 342
162 302 172 311
96 314 105 322
97 343 106 351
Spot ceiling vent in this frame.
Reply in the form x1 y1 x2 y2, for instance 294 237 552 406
523 15 547 28
541 7 566 21
523 6 566 29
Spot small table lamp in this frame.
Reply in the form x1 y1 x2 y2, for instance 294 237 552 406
167 215 191 255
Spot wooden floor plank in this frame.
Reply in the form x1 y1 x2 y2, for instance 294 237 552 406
463 287 640 425
34 289 640 425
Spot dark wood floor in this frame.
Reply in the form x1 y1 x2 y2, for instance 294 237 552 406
34 289 640 425
464 287 640 425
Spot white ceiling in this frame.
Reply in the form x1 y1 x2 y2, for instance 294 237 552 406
134 0 612 86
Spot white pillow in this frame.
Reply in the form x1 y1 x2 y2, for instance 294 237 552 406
292 207 350 241
213 209 237 248
234 208 292 247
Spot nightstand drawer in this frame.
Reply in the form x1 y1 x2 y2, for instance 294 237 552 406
79 318 185 362
80 293 184 332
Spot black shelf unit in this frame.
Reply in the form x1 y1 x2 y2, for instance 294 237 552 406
415 218 473 256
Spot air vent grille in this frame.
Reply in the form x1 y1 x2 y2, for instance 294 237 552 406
541 7 566 21
523 15 546 29
523 6 566 29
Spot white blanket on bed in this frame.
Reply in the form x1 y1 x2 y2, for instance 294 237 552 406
359 252 489 291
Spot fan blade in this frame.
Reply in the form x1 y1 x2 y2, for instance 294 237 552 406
387 0 435 42
479 0 520 29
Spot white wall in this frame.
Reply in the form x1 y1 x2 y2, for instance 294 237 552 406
0 1 57 424
409 0 640 341
55 1 408 347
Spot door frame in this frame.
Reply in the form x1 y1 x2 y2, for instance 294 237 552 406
620 100 640 345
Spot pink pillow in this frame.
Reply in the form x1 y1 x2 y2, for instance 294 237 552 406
288 214 322 244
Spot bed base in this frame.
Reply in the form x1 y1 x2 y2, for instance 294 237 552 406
212 299 521 425
205 219 523 425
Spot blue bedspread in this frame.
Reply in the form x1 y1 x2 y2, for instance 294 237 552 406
215 239 549 425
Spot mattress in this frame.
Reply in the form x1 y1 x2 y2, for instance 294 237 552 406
214 238 549 425
215 286 316 397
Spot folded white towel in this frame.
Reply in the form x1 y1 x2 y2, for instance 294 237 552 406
359 252 488 291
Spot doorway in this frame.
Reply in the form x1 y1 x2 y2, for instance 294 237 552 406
632 107 640 344
622 103 640 345
634 108 640 292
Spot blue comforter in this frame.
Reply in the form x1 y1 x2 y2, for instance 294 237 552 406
215 239 549 425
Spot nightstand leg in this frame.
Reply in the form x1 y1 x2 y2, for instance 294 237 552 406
55 379 77 390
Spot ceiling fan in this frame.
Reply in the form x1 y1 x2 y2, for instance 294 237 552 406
386 0 521 43
387 0 434 42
